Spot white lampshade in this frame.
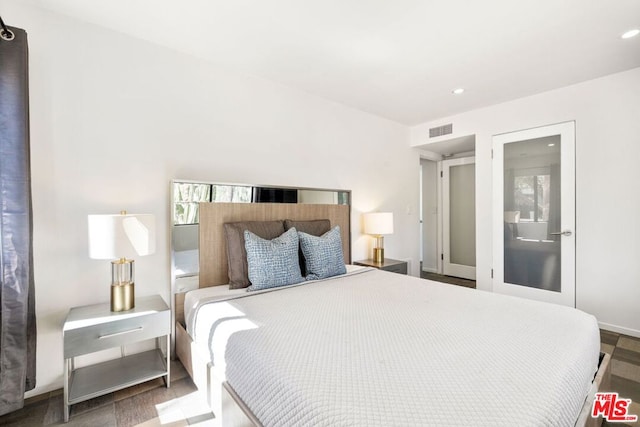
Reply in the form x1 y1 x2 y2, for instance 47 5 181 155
363 212 394 235
88 213 156 260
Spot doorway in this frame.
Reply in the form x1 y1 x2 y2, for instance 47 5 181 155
492 121 575 307
442 157 476 280
418 134 476 284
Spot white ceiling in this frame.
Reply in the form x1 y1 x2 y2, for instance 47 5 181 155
26 0 640 125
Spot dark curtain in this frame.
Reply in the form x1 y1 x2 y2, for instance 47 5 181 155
0 25 36 415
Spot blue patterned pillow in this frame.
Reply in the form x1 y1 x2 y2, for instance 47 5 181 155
245 228 304 291
298 226 347 280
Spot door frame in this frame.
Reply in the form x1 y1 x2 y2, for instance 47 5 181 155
442 156 476 280
492 121 575 307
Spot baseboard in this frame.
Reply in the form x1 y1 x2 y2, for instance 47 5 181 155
23 388 62 406
421 267 438 273
598 322 640 339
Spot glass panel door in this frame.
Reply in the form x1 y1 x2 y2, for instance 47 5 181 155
493 122 575 307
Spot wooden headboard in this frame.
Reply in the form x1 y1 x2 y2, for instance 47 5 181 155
198 202 351 288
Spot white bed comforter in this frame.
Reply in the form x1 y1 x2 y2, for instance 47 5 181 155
186 268 600 427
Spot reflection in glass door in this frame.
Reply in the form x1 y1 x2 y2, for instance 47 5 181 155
493 122 575 307
504 136 561 291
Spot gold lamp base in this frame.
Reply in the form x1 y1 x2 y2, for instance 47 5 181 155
373 247 384 263
110 258 135 312
372 235 385 263
111 282 135 312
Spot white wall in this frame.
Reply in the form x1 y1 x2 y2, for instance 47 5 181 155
1 2 421 396
411 67 640 337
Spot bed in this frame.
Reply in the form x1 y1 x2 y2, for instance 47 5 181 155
173 202 610 427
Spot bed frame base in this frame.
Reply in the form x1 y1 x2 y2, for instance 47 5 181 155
221 382 262 427
576 352 611 427
175 320 194 379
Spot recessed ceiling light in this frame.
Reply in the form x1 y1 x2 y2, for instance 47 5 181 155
452 88 465 95
621 29 640 39
548 143 555 147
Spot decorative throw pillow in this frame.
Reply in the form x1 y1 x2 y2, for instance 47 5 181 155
298 226 347 280
284 219 331 276
245 228 304 291
224 220 286 289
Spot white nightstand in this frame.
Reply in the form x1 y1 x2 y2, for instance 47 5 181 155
62 295 170 422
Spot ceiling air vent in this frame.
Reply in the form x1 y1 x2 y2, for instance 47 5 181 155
429 123 453 138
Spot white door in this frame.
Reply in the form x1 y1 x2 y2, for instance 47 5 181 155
442 157 476 280
492 121 575 307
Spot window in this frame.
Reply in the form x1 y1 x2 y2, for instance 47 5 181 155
513 174 550 222
211 185 252 203
173 183 211 225
172 182 252 225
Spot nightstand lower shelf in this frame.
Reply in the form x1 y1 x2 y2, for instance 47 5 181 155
68 348 167 404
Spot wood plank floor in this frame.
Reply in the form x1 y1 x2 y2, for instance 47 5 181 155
601 330 640 427
0 359 216 426
1 332 638 426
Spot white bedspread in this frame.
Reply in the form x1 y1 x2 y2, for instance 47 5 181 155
186 268 600 426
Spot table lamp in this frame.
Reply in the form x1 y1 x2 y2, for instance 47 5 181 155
88 211 156 311
363 212 394 263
